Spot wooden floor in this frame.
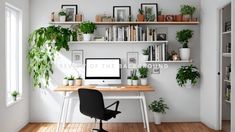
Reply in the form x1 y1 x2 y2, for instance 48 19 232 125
20 122 220 132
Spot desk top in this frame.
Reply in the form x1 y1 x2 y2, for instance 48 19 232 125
54 85 154 92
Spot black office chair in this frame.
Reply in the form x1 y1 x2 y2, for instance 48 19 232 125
78 89 121 132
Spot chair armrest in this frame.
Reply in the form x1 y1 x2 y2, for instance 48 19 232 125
105 101 119 111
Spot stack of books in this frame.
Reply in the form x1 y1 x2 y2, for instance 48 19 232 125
147 44 167 61
105 25 159 42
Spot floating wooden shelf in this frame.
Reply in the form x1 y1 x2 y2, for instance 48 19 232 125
224 79 231 83
222 31 231 35
222 53 232 57
49 21 200 26
69 41 168 44
145 60 193 63
225 100 231 104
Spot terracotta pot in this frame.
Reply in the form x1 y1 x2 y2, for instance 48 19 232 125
137 14 145 22
76 14 83 22
175 15 182 22
182 15 190 22
75 79 82 86
158 15 165 22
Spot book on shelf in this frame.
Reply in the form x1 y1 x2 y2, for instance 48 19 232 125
147 43 167 61
104 25 164 42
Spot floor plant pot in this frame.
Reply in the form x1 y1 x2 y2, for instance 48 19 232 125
140 78 147 85
143 55 149 61
132 80 138 86
179 48 190 61
83 34 92 41
59 16 66 22
68 80 74 86
63 79 68 86
75 79 82 86
127 79 132 86
153 112 162 125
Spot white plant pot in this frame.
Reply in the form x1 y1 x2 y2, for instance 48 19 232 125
63 79 68 86
179 48 190 61
75 79 82 86
83 34 93 41
68 80 74 86
143 55 149 61
153 112 162 125
184 80 198 88
132 80 138 86
140 78 148 85
59 16 66 22
127 79 132 86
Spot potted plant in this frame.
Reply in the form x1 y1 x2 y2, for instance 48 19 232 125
176 65 200 88
148 98 169 125
142 49 149 61
127 76 132 86
138 66 149 85
11 91 20 101
63 77 68 86
180 5 196 21
176 29 193 61
137 8 145 22
132 75 139 86
175 14 182 22
79 21 96 41
58 9 67 22
75 76 82 86
157 9 164 22
67 75 75 86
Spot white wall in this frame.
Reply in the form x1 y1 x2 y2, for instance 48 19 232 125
200 0 231 130
29 0 201 123
0 0 30 131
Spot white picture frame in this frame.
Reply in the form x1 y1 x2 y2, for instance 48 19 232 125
72 50 83 65
113 6 131 22
127 52 139 69
61 5 78 21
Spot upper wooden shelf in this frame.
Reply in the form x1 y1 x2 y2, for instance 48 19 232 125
146 60 193 63
69 41 168 44
49 21 200 26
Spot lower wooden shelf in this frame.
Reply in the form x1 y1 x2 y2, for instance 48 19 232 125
146 60 193 63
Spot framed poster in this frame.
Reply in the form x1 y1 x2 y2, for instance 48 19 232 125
127 52 139 69
141 3 158 21
113 6 131 22
61 5 78 21
72 50 83 65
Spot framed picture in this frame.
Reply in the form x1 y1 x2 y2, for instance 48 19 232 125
113 6 131 22
61 5 78 21
141 3 158 21
72 50 83 65
127 52 139 68
152 67 160 74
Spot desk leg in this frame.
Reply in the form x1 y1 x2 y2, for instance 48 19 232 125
140 92 150 132
63 98 71 128
139 93 146 128
56 92 66 132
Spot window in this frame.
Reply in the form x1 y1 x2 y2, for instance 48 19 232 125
5 3 22 106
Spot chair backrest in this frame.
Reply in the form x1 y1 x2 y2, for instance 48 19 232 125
78 89 105 119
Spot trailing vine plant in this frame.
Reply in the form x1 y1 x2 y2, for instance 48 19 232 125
27 26 72 88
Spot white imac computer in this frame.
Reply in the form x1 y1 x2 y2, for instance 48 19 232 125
85 58 121 86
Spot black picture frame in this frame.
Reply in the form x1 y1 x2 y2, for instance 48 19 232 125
61 5 78 21
113 6 131 22
141 3 158 21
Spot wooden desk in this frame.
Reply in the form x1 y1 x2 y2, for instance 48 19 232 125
54 85 154 132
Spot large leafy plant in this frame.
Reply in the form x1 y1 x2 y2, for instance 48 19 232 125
27 26 72 88
176 65 200 87
148 98 169 114
180 5 196 16
176 29 193 48
79 21 96 34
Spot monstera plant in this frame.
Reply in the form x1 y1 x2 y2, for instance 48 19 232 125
27 26 72 88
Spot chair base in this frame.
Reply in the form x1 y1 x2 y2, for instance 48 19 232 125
92 128 108 132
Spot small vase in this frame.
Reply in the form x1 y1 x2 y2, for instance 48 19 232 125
132 80 138 86
182 15 190 21
179 48 190 61
175 15 182 22
154 112 162 125
140 78 147 85
143 55 149 61
59 16 66 22
63 79 68 86
127 79 132 86
68 80 74 86
158 15 165 22
137 14 145 22
75 79 82 86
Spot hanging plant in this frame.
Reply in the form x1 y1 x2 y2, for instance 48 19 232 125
27 26 72 88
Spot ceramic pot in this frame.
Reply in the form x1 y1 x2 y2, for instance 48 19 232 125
83 34 93 41
75 79 82 86
143 55 149 61
179 48 190 61
63 79 68 86
68 80 74 86
158 15 165 22
182 15 190 21
132 80 138 86
153 112 162 125
175 15 182 22
59 16 66 22
127 79 132 86
137 14 145 22
140 78 147 85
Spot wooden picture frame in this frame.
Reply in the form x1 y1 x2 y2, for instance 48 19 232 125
141 3 158 21
113 6 131 22
72 50 83 65
127 52 139 69
61 5 78 21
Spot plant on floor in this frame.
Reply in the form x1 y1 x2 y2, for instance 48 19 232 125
79 21 96 34
27 26 72 88
176 29 193 48
176 65 200 87
149 98 169 114
180 5 196 18
11 91 20 101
